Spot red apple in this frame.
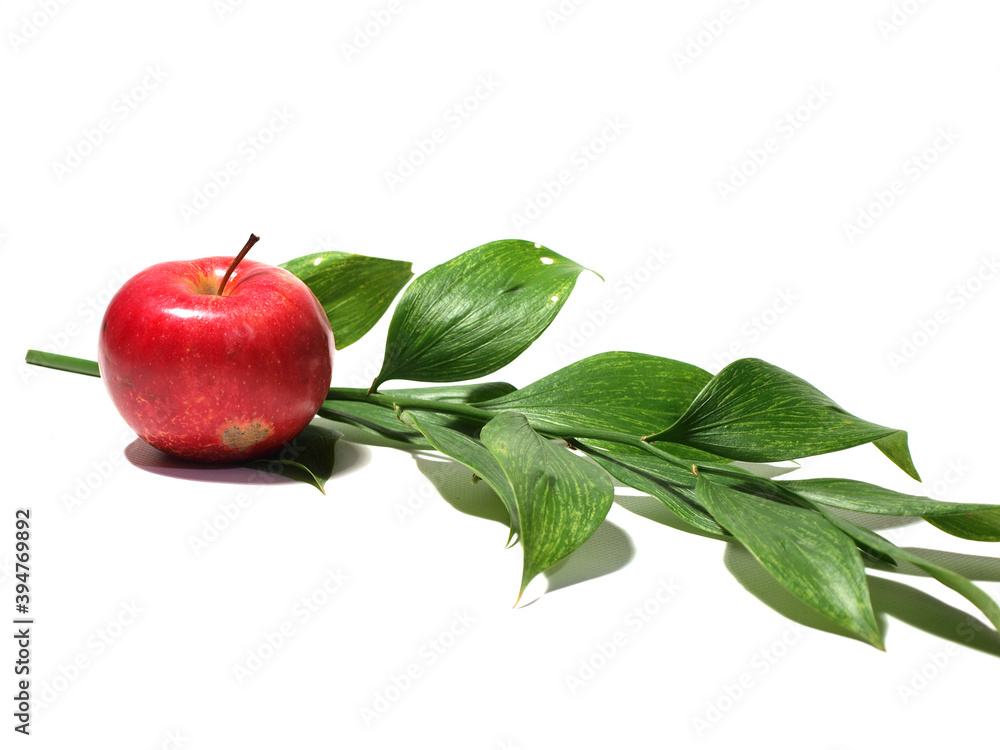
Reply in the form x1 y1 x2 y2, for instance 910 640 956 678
97 234 334 462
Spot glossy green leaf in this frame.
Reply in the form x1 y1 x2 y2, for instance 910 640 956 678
280 251 413 350
319 401 428 445
372 240 593 390
781 477 1000 541
246 423 340 493
578 441 724 536
695 477 884 648
481 413 614 599
872 432 920 485
805 504 1000 632
925 511 1000 542
476 351 711 435
320 382 516 446
648 358 919 480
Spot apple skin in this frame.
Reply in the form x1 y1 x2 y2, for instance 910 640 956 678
97 256 334 462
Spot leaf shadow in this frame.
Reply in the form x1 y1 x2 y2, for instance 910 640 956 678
614 493 727 541
414 453 511 527
317 420 427 451
885 547 1000 582
544 521 635 594
413 454 636 593
723 544 877 645
724 543 1000 656
825 507 925 533
866 575 1000 657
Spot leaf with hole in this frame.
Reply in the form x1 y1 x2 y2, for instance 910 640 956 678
371 240 594 389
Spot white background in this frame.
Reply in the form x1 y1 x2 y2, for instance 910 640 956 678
4 0 1000 747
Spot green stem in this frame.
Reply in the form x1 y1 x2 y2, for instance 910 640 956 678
326 386 662 447
27 356 704 472
327 387 496 424
25 350 101 378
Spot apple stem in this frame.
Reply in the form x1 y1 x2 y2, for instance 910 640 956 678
218 233 260 296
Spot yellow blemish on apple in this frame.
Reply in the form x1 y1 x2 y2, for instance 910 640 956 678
221 421 272 450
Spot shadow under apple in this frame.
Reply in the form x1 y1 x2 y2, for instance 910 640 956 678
124 434 372 486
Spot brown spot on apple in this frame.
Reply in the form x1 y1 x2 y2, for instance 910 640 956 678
221 421 272 450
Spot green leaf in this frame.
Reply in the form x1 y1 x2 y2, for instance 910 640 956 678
481 413 615 599
872 432 921 485
401 412 521 545
577 442 724 536
781 477 1000 541
925 511 1000 542
319 401 428 445
476 351 711 435
320 382 516 446
280 251 413 350
405 412 615 591
695 477 884 648
25 350 100 378
802 504 1000 632
246 423 340 493
647 358 919 480
372 240 594 389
